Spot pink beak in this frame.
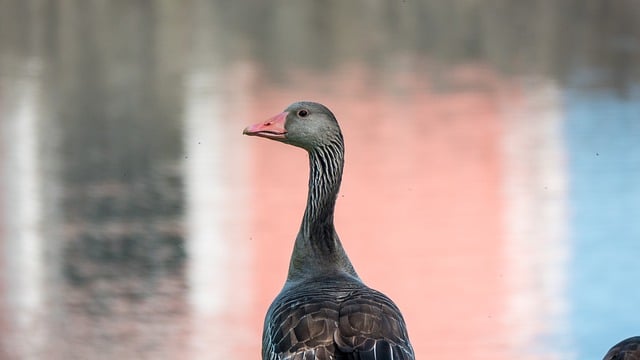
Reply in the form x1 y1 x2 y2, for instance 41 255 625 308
243 111 288 140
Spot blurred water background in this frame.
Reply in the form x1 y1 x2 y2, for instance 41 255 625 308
1 1 639 359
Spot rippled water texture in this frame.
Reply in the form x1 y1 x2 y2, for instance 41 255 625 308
1 1 639 359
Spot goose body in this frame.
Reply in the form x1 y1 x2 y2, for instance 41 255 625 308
244 102 414 359
603 336 640 360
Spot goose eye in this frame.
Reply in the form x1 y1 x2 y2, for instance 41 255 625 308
297 109 309 118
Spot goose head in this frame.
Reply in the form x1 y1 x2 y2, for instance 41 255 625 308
243 101 343 151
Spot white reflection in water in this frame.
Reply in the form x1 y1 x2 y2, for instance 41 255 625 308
502 80 570 359
184 71 229 315
182 68 253 355
1 59 46 357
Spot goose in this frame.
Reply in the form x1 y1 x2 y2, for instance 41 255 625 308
244 101 415 360
603 336 640 360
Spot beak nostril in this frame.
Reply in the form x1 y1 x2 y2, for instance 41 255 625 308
265 121 273 126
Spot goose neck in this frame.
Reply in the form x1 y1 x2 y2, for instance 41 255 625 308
287 142 357 280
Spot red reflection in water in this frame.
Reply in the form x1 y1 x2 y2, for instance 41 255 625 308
243 63 514 358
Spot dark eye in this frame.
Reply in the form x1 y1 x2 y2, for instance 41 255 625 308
297 109 309 117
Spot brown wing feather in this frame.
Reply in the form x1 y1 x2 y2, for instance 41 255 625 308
263 286 342 359
335 289 414 359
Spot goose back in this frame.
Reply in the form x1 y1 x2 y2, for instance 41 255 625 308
263 274 414 360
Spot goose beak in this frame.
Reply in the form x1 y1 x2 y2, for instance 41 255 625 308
243 112 288 140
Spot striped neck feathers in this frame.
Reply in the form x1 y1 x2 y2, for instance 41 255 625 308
287 139 358 280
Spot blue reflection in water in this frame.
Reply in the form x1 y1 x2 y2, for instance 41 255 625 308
564 86 640 358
